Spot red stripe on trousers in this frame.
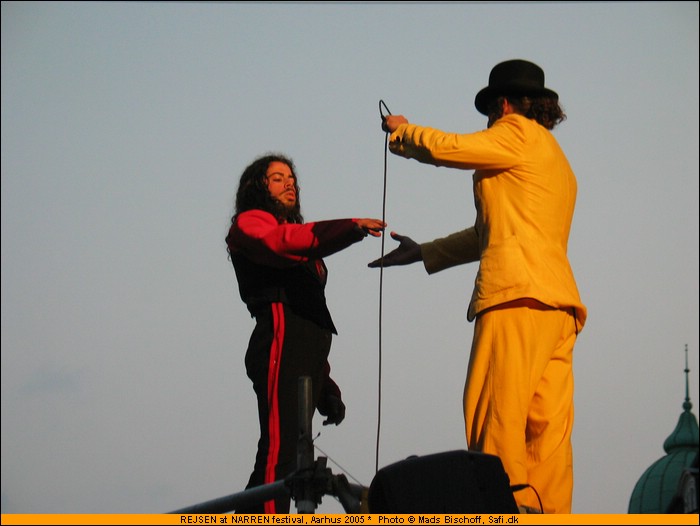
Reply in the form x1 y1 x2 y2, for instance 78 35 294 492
264 302 285 514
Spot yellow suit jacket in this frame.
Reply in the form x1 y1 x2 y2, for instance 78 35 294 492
389 113 587 331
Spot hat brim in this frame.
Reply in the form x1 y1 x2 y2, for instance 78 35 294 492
474 86 559 115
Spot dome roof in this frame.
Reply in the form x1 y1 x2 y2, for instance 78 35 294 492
628 346 699 513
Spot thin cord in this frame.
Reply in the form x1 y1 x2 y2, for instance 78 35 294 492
376 100 391 474
511 483 544 513
314 440 365 487
309 103 391 484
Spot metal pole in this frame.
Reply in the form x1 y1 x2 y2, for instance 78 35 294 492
294 376 316 513
169 375 369 515
169 479 289 514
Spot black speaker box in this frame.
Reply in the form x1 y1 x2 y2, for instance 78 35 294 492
368 450 519 513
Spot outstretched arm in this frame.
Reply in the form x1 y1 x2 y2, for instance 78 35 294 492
228 210 385 267
368 228 480 273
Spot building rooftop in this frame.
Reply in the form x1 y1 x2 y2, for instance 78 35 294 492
628 345 699 513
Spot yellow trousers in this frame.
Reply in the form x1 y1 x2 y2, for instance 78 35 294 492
464 299 577 514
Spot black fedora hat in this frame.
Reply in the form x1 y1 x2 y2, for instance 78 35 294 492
474 59 558 115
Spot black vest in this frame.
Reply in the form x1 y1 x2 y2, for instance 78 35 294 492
231 253 337 334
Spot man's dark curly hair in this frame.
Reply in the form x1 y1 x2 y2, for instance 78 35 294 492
487 95 566 130
230 152 303 224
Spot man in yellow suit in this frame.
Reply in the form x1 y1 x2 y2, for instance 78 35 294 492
370 59 587 514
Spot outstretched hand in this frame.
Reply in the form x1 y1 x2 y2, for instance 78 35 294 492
354 218 386 238
368 231 422 268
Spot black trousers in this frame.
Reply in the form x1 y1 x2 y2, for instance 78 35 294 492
240 302 332 513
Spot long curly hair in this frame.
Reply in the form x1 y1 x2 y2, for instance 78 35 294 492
226 153 304 257
231 152 303 224
487 95 566 130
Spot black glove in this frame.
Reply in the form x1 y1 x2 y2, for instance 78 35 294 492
317 394 346 426
368 232 422 268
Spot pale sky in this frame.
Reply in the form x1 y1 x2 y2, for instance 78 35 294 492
1 0 698 515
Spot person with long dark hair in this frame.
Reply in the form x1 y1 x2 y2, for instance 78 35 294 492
226 153 384 513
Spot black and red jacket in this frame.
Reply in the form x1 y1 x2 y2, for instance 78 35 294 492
226 209 367 396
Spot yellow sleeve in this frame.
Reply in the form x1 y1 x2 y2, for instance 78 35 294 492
389 117 525 170
421 227 480 274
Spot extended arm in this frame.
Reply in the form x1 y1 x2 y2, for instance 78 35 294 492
368 228 480 274
228 210 384 267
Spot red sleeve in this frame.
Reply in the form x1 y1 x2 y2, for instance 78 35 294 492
227 210 366 268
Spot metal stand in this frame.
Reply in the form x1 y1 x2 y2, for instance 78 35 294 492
170 376 365 514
